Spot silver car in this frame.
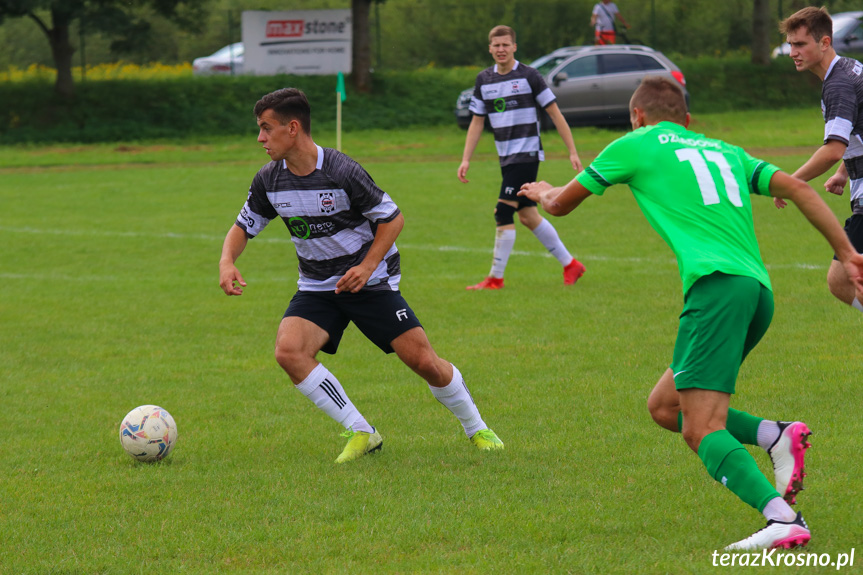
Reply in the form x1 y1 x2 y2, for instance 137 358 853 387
192 42 244 76
455 45 689 129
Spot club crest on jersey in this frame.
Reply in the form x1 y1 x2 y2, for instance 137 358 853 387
318 192 336 214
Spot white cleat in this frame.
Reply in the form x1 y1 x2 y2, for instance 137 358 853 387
725 512 811 551
767 421 812 505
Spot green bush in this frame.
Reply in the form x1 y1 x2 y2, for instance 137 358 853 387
675 53 823 112
0 68 479 144
0 57 821 144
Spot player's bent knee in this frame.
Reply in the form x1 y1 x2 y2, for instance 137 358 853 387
401 349 438 377
494 201 516 226
518 208 541 228
274 341 311 376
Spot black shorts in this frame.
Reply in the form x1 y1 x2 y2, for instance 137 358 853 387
499 161 540 208
284 289 423 355
833 213 863 261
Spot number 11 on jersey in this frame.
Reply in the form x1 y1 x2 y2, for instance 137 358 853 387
676 148 743 207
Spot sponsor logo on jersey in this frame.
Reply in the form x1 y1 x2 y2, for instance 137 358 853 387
273 201 292 208
494 97 507 113
318 192 336 213
240 207 255 229
396 309 408 321
854 61 863 76
288 216 311 239
287 216 335 239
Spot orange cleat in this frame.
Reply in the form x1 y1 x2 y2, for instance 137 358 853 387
466 276 504 290
563 259 586 285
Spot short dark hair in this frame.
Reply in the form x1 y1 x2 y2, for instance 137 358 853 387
253 88 311 134
780 6 833 44
629 76 688 124
489 25 515 44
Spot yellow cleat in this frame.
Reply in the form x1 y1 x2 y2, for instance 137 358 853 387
335 428 383 463
471 428 504 450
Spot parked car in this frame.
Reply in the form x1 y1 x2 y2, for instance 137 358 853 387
773 11 863 58
455 44 688 129
193 42 244 76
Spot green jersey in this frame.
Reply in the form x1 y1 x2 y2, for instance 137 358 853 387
576 121 778 295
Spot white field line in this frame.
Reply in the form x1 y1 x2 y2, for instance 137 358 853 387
0 225 827 278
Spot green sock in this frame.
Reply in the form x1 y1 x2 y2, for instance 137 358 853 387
677 408 763 445
697 429 779 512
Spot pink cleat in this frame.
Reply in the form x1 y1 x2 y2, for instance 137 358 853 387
767 421 812 505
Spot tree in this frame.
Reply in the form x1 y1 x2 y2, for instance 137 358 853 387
751 0 771 65
351 0 376 93
0 0 206 98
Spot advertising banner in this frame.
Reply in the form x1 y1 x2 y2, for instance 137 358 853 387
242 10 352 75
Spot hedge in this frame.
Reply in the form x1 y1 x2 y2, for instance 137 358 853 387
0 56 821 144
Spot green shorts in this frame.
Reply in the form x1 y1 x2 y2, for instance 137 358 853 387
671 273 774 394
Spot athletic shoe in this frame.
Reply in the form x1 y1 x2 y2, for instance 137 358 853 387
335 428 383 463
471 428 504 450
767 421 812 504
563 259 586 285
466 277 504 290
724 512 811 551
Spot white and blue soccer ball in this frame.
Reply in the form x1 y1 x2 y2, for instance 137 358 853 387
119 405 178 462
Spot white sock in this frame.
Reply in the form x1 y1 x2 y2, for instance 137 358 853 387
490 228 516 278
531 218 573 266
756 420 780 451
428 364 486 438
763 496 797 523
853 297 863 312
295 363 373 432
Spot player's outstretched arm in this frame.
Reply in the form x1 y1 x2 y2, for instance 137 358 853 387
771 171 863 291
219 224 249 296
519 177 592 216
775 140 847 209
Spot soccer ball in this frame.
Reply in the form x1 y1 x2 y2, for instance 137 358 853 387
119 405 178 462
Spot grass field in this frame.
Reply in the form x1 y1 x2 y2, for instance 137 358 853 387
2 110 861 574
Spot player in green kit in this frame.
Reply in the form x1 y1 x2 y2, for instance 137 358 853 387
519 77 863 550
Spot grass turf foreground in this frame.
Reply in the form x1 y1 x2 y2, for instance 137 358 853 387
1 115 861 574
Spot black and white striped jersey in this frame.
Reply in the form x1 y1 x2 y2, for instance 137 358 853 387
469 61 556 167
822 55 863 206
235 145 402 292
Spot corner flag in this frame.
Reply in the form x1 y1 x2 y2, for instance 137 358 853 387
336 72 346 151
336 71 346 102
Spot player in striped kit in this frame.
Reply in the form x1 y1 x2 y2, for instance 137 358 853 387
776 6 863 313
458 25 586 290
219 88 503 463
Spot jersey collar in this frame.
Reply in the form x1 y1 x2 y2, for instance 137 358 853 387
315 144 325 170
280 144 325 173
493 60 520 75
824 54 841 80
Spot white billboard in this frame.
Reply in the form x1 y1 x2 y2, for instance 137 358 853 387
242 10 352 76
